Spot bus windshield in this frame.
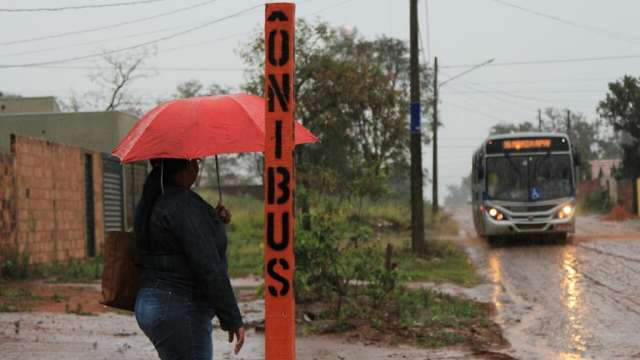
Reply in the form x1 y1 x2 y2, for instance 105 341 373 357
485 154 573 201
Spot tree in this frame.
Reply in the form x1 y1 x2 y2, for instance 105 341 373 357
83 47 156 115
490 107 620 165
59 47 157 114
490 121 537 135
238 19 432 199
598 75 640 177
173 79 232 99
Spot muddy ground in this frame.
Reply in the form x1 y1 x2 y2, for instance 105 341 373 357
452 212 640 360
0 279 503 360
5 212 635 359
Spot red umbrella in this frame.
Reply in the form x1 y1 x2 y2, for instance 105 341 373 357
112 93 318 162
112 93 318 201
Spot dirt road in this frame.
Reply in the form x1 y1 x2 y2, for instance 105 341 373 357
0 279 485 359
455 212 640 359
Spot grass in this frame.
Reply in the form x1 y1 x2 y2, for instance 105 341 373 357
35 257 103 283
196 189 474 285
395 288 489 347
0 284 44 312
304 286 494 348
395 243 479 286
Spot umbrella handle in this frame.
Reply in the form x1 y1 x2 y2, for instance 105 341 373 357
215 155 223 204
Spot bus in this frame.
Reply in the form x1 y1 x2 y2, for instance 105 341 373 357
471 132 577 241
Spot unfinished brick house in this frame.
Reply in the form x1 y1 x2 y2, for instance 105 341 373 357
0 97 146 264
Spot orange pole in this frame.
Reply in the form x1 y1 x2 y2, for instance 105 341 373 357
264 3 295 359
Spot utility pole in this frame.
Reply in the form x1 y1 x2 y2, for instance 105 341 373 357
432 57 439 214
538 109 542 131
409 0 425 252
566 109 571 134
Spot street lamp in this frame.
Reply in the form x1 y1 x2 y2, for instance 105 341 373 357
431 57 494 214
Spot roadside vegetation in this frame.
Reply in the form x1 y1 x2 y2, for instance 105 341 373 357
198 189 495 349
577 189 614 215
1 252 103 283
0 254 103 314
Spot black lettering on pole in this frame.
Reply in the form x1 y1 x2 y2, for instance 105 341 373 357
267 258 290 296
267 10 288 22
275 120 282 159
268 30 290 67
267 74 290 112
276 167 290 204
267 167 275 204
267 212 289 251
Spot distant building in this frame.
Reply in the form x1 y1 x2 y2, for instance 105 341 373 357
0 96 145 264
589 159 622 180
0 96 61 114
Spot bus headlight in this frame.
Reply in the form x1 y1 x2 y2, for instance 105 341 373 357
487 208 505 221
558 205 574 219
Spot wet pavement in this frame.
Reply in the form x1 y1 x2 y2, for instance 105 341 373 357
455 212 640 359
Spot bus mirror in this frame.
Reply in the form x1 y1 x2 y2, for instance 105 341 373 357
573 152 582 167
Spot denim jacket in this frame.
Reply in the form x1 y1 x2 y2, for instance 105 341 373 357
138 187 243 331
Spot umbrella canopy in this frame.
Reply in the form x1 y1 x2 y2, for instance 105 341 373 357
112 93 318 163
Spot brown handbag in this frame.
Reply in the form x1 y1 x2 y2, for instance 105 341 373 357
100 231 139 312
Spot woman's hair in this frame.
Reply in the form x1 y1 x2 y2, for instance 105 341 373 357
134 158 190 251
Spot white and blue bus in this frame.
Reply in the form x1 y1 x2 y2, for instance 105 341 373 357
471 133 577 241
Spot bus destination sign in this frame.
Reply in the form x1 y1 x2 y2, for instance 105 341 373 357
486 136 570 154
502 139 551 150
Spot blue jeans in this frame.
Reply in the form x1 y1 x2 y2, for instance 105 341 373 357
135 286 216 360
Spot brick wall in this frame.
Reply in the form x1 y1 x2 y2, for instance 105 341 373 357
617 179 636 214
0 152 16 250
577 179 602 203
11 135 104 264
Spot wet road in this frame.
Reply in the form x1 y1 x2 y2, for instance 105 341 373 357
457 214 640 359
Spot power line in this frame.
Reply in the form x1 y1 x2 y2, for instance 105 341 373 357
0 0 217 46
0 13 247 60
489 0 639 45
442 54 640 68
445 89 607 95
0 0 167 12
442 100 512 124
159 32 247 54
0 25 183 59
0 4 262 69
465 76 616 85
439 69 538 112
27 65 246 72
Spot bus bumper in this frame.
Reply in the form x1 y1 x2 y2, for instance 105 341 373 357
483 213 575 235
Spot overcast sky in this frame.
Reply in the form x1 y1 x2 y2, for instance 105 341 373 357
2 0 639 201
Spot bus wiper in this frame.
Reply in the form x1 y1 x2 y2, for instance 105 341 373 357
504 152 521 177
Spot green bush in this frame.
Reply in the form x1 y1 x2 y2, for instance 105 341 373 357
295 198 398 319
37 257 103 283
0 247 31 280
579 189 613 214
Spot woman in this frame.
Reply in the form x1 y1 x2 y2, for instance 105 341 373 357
133 158 245 359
